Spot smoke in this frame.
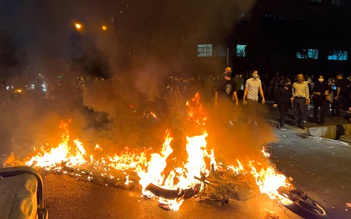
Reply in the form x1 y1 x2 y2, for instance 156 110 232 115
206 98 276 164
0 0 261 159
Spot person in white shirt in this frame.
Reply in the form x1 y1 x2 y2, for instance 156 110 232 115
292 73 310 129
243 69 265 127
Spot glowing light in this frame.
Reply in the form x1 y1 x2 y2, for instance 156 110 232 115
74 22 83 31
101 25 107 31
14 89 22 94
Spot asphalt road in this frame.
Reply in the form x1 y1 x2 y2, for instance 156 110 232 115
267 104 351 219
270 128 351 219
42 173 302 219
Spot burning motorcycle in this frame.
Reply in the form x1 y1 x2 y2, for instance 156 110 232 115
145 162 327 218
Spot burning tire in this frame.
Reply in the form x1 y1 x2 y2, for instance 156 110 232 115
145 183 202 210
278 186 327 218
145 183 201 199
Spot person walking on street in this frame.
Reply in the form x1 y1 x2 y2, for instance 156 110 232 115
273 78 293 130
312 75 331 125
213 67 239 127
333 73 349 118
214 67 239 107
243 69 265 127
292 73 310 129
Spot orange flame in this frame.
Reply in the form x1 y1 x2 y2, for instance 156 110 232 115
186 92 207 126
8 93 294 211
249 162 293 205
26 120 87 170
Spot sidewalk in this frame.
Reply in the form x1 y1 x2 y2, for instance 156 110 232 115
266 101 351 141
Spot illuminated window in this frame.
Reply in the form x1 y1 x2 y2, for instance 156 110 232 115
331 0 351 6
327 50 348 61
296 49 319 60
236 44 247 57
197 44 212 57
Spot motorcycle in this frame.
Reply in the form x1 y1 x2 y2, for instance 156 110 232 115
145 163 327 218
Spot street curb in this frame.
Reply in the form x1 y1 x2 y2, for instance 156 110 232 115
308 123 351 140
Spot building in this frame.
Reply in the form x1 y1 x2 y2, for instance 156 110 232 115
196 0 351 77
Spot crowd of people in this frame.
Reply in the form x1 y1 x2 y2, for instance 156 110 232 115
3 67 351 131
160 67 351 130
208 67 351 130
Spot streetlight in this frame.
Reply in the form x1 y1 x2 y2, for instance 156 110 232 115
74 22 83 31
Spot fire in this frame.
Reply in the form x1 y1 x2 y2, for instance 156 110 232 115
137 130 174 195
107 148 148 171
227 159 246 174
25 120 88 170
150 111 158 120
5 92 294 212
186 92 207 126
136 129 212 210
249 162 293 205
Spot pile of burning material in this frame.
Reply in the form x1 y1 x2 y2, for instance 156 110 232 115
1 92 325 217
3 149 143 190
2 119 149 189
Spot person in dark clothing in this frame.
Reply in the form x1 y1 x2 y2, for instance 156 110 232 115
333 74 349 118
213 67 239 127
214 67 239 107
312 75 331 125
234 73 245 99
273 79 293 130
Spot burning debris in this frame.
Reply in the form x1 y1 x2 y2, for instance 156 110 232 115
2 93 326 218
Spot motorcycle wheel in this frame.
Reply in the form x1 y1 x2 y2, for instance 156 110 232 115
279 186 327 218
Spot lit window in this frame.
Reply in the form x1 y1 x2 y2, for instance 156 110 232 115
331 0 351 6
197 44 212 57
327 50 348 61
236 44 247 57
296 49 319 60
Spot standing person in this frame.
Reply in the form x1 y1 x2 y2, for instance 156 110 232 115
312 75 331 125
234 73 244 99
292 73 310 129
305 75 313 121
333 74 348 118
273 79 293 130
243 69 265 127
329 76 337 117
213 67 239 127
214 67 239 107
